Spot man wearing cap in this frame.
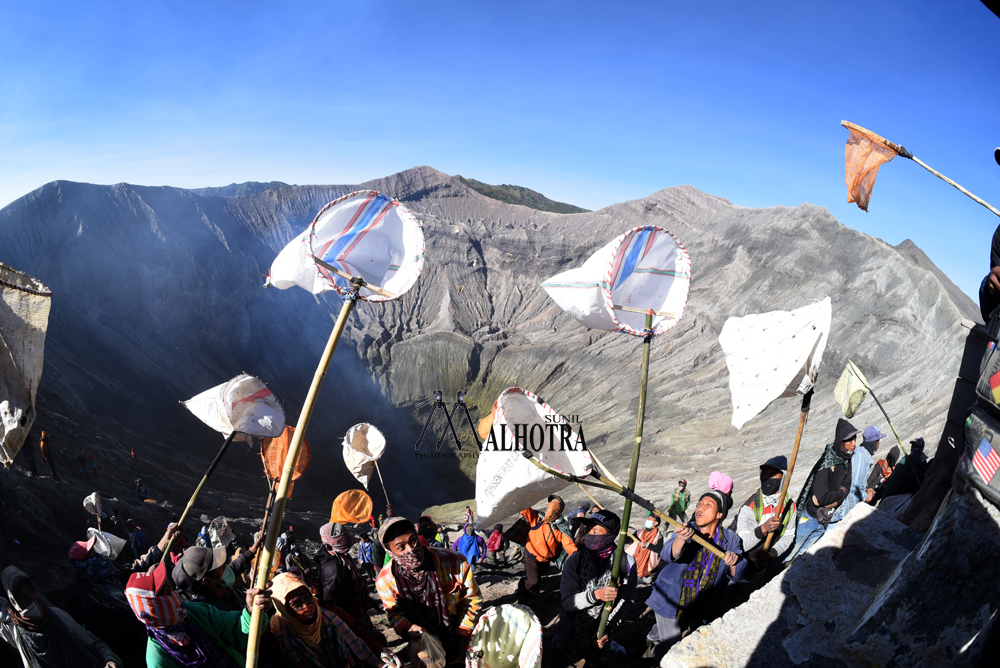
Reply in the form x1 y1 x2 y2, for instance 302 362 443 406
172 545 244 612
668 480 691 522
518 496 577 597
830 425 883 524
555 508 637 657
125 562 271 668
374 517 482 665
647 478 745 658
735 455 798 568
787 418 859 561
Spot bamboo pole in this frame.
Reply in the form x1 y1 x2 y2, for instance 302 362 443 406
841 121 1000 219
374 461 391 506
763 390 812 553
161 432 236 562
522 455 726 559
577 483 604 511
597 311 652 640
250 478 278 584
245 282 360 668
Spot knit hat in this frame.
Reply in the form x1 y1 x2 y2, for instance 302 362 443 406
699 491 733 520
760 455 788 472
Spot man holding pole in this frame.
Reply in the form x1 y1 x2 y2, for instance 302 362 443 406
668 480 690 522
734 455 797 569
646 482 745 658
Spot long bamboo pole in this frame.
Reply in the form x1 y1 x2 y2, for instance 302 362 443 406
161 432 236 562
245 284 360 668
250 478 278 584
577 483 604 511
374 461 391 506
522 454 726 558
597 311 653 640
763 390 812 553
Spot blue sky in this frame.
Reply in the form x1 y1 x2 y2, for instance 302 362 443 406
2 1 998 299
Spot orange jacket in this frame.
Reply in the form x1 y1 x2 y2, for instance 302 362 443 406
519 508 577 562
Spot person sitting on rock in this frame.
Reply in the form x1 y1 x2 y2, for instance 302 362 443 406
554 509 636 659
375 517 482 666
832 425 883 521
734 455 797 573
647 477 745 659
787 418 858 561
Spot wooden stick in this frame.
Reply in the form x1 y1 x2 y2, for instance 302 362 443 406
522 454 727 559
842 120 1000 219
312 256 397 298
613 304 676 319
161 432 236 562
246 286 360 668
250 478 278 584
374 461 391 506
577 483 604 511
598 312 653 640
763 390 812 553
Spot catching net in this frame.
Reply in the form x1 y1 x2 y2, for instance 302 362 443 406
267 190 425 302
261 426 311 497
329 489 373 524
843 121 900 212
342 423 386 490
0 263 51 467
183 374 285 438
835 360 870 418
541 226 690 337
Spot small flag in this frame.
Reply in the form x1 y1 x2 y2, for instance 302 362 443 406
990 371 1000 404
973 437 1000 483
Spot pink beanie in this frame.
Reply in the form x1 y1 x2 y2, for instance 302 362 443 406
708 471 733 495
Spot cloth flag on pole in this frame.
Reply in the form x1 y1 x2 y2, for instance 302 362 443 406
266 190 425 302
835 360 870 418
183 374 285 439
843 121 900 212
474 387 593 526
541 225 691 338
974 437 1000 483
342 423 386 489
719 298 832 430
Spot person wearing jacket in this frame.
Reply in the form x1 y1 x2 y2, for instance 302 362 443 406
734 455 797 569
518 497 577 597
647 483 746 659
631 512 665 582
313 523 372 631
0 566 120 668
451 524 486 566
668 480 691 522
787 419 859 561
124 561 271 668
485 524 510 567
555 509 637 658
832 425 883 521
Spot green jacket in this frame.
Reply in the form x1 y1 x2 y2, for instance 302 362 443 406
669 488 691 514
145 602 268 668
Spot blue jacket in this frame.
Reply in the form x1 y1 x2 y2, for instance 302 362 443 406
452 525 486 565
646 525 746 620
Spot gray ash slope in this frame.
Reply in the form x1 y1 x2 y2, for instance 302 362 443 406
0 166 971 577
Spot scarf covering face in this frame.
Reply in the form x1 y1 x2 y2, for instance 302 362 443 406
677 526 723 613
578 544 615 619
2 566 104 668
269 573 322 646
583 533 616 560
390 545 450 633
320 523 354 554
270 573 378 668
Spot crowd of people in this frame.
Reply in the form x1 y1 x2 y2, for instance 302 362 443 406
0 414 927 667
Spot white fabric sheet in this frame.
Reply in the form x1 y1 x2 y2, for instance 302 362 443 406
183 374 285 438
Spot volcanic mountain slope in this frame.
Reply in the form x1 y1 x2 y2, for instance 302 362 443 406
0 166 973 593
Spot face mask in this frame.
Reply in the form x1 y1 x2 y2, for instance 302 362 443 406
19 602 42 619
761 478 781 496
464 526 474 536
644 520 655 529
219 565 236 588
583 533 615 554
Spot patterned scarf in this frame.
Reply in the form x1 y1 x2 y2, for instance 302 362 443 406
796 441 852 515
148 620 239 668
276 608 378 668
677 527 723 612
577 548 614 619
390 545 450 633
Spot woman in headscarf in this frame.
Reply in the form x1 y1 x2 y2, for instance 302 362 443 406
125 561 271 668
450 524 485 566
262 572 385 668
314 523 372 630
554 509 636 658
0 566 121 668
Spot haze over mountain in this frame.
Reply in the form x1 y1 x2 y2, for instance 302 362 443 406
0 166 972 593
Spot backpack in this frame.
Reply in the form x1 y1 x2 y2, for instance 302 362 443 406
487 530 503 552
